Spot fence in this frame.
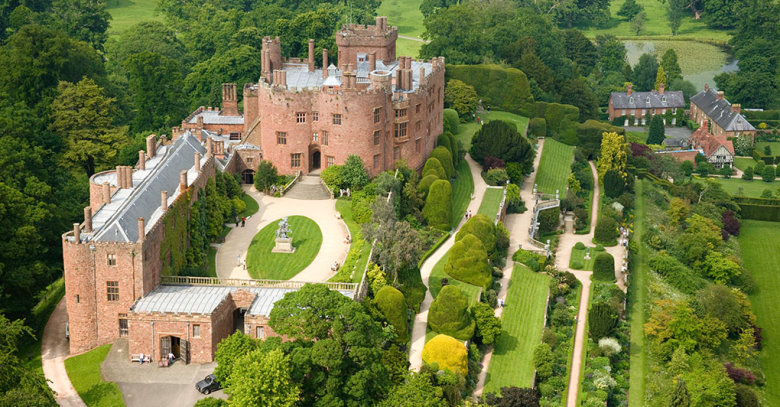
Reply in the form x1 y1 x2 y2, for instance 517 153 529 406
160 275 358 292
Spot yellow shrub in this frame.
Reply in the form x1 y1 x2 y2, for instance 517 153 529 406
422 334 468 376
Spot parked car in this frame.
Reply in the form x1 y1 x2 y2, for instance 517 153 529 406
195 374 221 395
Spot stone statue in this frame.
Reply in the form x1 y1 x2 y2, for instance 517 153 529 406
272 217 295 253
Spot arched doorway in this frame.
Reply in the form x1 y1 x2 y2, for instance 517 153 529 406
311 150 321 170
241 169 255 184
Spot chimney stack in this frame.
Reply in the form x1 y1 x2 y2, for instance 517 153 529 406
102 182 111 204
308 39 315 72
322 49 329 78
369 52 376 71
659 83 665 95
206 137 213 156
73 223 81 243
180 170 188 191
83 207 92 233
116 166 124 188
717 91 724 100
194 152 201 172
138 217 145 243
125 166 133 188
376 16 386 33
221 83 239 116
627 83 632 96
161 190 168 212
146 134 156 158
138 150 146 170
731 104 741 114
419 66 425 84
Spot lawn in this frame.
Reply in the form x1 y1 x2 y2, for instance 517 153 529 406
535 138 575 195
240 193 259 217
65 344 125 407
628 179 649 407
106 0 162 36
483 265 550 394
755 141 780 156
478 188 504 218
428 251 481 306
740 220 780 406
451 160 475 228
206 247 218 277
246 216 322 280
329 198 372 283
452 110 530 151
698 176 778 198
569 245 604 270
580 0 731 42
376 0 425 38
734 157 758 171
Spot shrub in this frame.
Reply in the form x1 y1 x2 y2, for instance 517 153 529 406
762 165 775 182
724 362 757 385
680 160 693 176
422 157 447 180
483 155 506 171
444 79 478 119
538 207 560 233
428 285 476 340
485 168 509 185
443 108 460 134
471 302 501 345
574 242 586 250
647 115 665 145
194 398 227 407
456 214 497 255
722 210 740 236
506 183 525 213
417 174 440 197
320 164 343 190
528 117 547 138
375 286 408 342
423 180 452 231
422 335 468 378
341 155 370 190
437 134 453 156
351 190 375 224
598 337 621 357
431 146 455 179
594 217 618 245
533 343 554 380
543 103 580 145
588 302 618 340
648 253 705 295
593 253 615 282
470 120 535 174
735 384 759 407
446 64 534 116
506 162 523 184
603 169 625 198
254 160 278 192
577 120 625 158
445 233 492 288
741 166 753 180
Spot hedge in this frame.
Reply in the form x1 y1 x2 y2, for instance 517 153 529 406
593 252 615 282
422 157 447 180
418 174 440 197
528 117 547 138
443 108 460 134
375 286 409 342
423 179 452 231
534 102 580 145
444 233 492 288
431 146 455 179
577 120 625 158
738 203 780 221
446 64 535 117
422 334 468 375
455 214 496 256
512 248 546 272
428 285 476 340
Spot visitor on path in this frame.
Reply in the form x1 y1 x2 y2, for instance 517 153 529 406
168 352 174 364
241 217 246 227
242 259 247 270
237 255 242 266
235 216 239 227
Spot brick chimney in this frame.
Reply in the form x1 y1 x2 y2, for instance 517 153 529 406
138 217 145 243
180 170 188 191
161 190 168 212
626 83 632 96
376 16 387 33
308 39 315 72
194 152 201 172
659 83 665 95
322 49 329 78
115 166 124 188
369 52 376 71
138 150 146 170
731 104 741 114
73 223 81 243
221 83 239 116
83 206 92 233
102 182 111 204
196 114 204 129
146 134 156 158
419 66 425 85
717 91 724 100
206 137 213 157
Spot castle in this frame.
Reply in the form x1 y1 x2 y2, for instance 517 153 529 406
61 17 444 364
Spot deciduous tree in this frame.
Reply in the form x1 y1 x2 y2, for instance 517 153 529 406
224 349 300 407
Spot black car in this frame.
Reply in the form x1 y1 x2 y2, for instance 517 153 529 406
195 374 221 395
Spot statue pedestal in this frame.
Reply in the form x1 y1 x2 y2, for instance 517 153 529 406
272 237 295 253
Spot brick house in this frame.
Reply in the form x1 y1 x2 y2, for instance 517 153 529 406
690 121 735 169
690 84 756 143
608 83 685 125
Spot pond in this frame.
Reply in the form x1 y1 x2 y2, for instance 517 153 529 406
623 40 738 90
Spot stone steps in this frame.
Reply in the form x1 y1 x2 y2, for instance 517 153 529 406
284 175 331 200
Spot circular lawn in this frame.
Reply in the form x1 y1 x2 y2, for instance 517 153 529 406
246 216 322 280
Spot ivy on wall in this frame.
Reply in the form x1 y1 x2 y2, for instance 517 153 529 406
159 190 192 277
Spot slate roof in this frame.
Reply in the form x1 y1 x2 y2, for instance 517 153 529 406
663 138 689 148
610 90 685 110
690 89 755 132
282 59 433 92
131 284 355 316
89 133 207 243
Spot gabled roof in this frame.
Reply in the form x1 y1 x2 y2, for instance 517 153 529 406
690 126 735 158
690 89 755 132
610 90 685 109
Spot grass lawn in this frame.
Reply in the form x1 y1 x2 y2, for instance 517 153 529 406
755 141 780 156
626 131 648 144
478 188 504 218
628 179 649 407
428 251 481 306
535 138 575 195
569 246 604 270
106 0 162 36
376 0 424 38
483 265 550 394
329 198 372 283
65 344 125 407
734 157 758 171
580 0 730 42
697 176 778 198
452 110 530 151
451 160 475 229
740 220 780 406
396 38 423 58
246 216 322 280
240 193 259 217
206 247 218 277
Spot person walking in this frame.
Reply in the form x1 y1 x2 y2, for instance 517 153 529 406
241 217 246 227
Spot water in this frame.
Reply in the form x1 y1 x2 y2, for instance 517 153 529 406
623 40 737 90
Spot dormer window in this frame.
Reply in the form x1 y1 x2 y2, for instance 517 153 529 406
629 97 634 104
662 95 667 103
645 97 650 104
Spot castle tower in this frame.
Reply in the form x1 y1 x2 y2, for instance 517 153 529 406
220 83 239 116
336 16 398 67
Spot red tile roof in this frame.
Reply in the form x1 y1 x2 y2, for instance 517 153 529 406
690 124 735 158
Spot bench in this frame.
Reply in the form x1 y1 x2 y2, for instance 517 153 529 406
131 354 142 363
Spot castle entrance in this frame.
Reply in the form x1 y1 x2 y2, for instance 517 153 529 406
233 308 246 334
311 150 321 170
241 169 255 184
160 335 182 359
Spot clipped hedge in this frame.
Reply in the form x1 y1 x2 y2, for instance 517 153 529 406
528 117 547 138
422 334 468 375
423 179 452 231
375 286 409 342
593 252 615 282
418 174 440 197
443 109 460 134
455 214 496 256
428 285 476 340
446 64 535 117
444 233 492 288
431 146 455 179
422 157 447 180
535 102 580 145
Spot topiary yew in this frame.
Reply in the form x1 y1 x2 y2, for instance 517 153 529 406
588 302 618 340
428 285 475 340
455 214 496 255
593 252 616 282
417 174 440 197
430 146 455 179
444 233 492 288
423 179 452 231
422 157 447 180
375 286 409 342
422 334 468 376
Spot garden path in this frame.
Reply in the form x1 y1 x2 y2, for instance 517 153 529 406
215 186 350 282
41 298 87 407
408 154 488 371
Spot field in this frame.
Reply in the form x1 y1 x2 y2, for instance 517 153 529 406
451 160 475 228
580 0 730 42
477 188 504 218
246 216 322 280
483 265 550 394
622 40 731 90
428 251 481 306
699 176 778 198
740 220 780 406
627 179 649 407
106 0 162 36
65 344 125 407
534 138 575 195
376 0 425 57
453 110 530 151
